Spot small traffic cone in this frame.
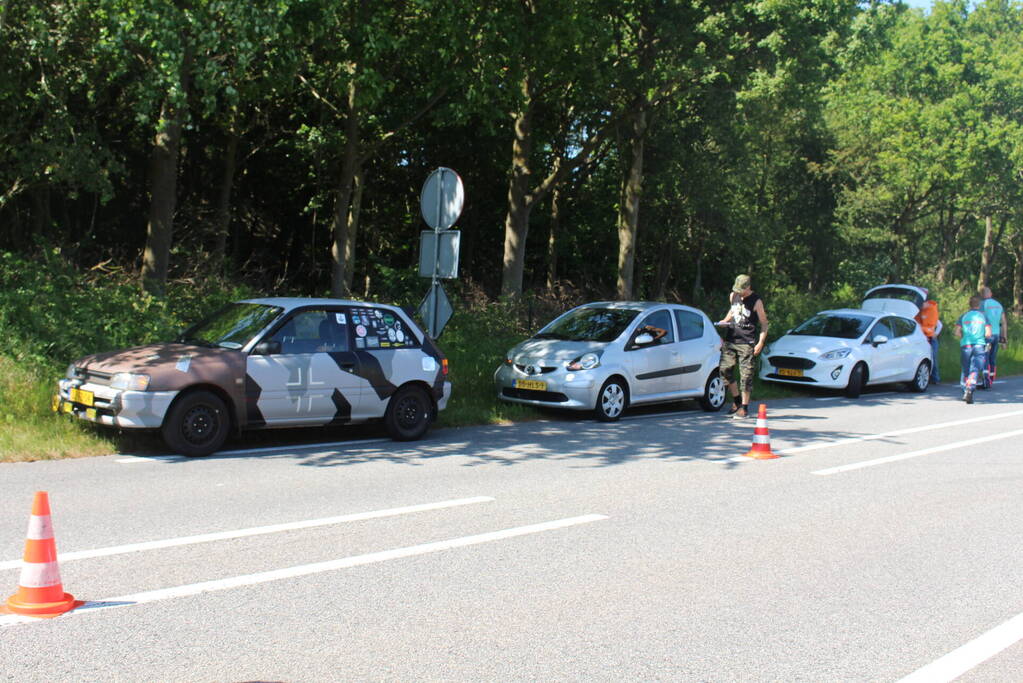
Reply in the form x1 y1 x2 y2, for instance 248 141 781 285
3 492 80 617
743 404 779 460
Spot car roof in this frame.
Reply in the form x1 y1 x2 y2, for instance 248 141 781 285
817 308 883 319
240 297 402 312
577 301 703 313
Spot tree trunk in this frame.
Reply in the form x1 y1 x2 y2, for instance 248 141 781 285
615 107 647 300
978 215 996 292
501 76 534 298
1013 229 1022 317
545 185 560 291
330 79 361 298
212 126 239 271
343 164 364 294
141 45 192 297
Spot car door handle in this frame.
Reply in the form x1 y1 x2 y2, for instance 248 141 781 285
338 362 356 372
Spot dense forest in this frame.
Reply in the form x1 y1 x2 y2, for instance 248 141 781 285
2 0 1022 313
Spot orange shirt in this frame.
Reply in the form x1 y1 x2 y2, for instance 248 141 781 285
916 300 939 338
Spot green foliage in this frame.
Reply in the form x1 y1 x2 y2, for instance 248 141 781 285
0 250 251 371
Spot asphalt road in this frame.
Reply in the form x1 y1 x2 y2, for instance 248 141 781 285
2 378 1022 682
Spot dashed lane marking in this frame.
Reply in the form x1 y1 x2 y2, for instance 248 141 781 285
0 514 608 626
0 496 494 571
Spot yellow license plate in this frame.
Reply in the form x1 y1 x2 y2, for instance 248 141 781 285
85 408 97 420
514 379 547 391
778 368 804 378
61 401 73 414
70 387 95 406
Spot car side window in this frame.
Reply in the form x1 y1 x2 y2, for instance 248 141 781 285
635 310 676 346
350 306 419 350
869 319 894 341
268 310 349 353
673 310 704 341
890 317 915 338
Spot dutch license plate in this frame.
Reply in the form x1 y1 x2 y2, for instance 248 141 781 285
514 379 547 391
69 387 95 407
778 368 804 378
85 408 98 420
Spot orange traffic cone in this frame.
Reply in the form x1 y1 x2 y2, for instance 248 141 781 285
743 404 779 460
3 492 80 617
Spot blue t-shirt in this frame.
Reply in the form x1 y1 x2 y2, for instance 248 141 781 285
981 298 1004 337
958 310 988 346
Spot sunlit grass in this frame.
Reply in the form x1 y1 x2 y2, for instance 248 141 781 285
0 358 113 462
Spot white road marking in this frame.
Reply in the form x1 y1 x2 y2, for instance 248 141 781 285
0 514 608 626
778 408 1023 456
116 436 391 462
0 497 494 571
896 612 1023 683
811 429 1023 475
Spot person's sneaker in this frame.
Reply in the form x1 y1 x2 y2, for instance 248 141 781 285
731 407 748 419
727 402 741 416
965 390 974 404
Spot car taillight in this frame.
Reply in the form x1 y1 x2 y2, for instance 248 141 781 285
442 359 449 375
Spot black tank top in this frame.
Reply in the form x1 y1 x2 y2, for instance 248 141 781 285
729 292 762 345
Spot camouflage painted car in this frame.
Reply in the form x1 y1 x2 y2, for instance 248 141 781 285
54 298 451 456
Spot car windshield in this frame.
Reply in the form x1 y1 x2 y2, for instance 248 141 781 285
864 287 923 308
791 313 873 339
534 307 640 342
177 303 283 349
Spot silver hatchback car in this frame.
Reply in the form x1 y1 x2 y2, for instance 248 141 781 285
494 301 726 420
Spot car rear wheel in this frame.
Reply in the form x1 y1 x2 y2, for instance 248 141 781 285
595 378 628 422
909 360 930 393
845 363 866 399
384 385 431 441
699 370 726 412
161 390 230 457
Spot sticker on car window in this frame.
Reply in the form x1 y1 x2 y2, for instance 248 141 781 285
367 336 379 348
335 313 346 325
355 337 365 349
356 325 367 337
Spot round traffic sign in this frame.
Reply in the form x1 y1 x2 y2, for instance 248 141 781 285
420 167 464 230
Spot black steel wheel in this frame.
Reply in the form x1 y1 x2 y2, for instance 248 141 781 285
384 385 432 441
161 390 230 457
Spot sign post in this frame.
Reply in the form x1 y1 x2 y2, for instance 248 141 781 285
417 167 464 338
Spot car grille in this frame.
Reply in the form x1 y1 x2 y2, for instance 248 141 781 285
765 373 817 383
768 356 816 370
502 387 569 402
70 367 113 387
513 364 558 375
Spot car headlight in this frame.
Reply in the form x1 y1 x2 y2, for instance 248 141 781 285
819 348 852 361
566 352 600 371
110 373 151 391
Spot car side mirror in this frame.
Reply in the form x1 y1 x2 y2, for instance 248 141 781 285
253 340 281 355
634 332 655 346
871 334 888 347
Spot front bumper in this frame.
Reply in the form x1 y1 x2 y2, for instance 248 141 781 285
55 378 178 429
493 364 599 411
759 357 852 389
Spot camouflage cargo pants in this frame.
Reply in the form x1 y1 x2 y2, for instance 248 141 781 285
719 341 755 394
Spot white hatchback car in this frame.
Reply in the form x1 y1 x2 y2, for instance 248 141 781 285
494 301 725 420
759 285 932 397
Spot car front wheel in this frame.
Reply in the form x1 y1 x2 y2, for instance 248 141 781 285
909 360 930 393
384 385 432 441
161 390 230 457
595 378 628 422
845 363 866 399
699 370 726 412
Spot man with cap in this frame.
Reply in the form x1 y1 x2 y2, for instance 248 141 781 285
716 274 769 419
